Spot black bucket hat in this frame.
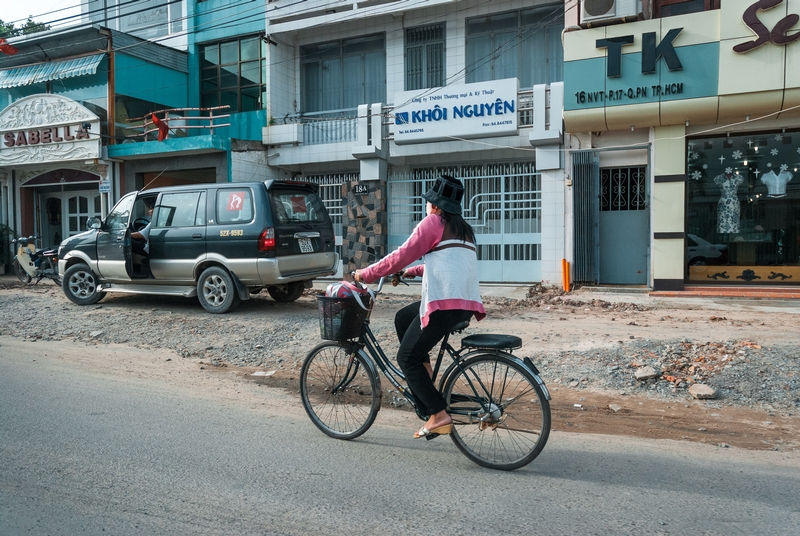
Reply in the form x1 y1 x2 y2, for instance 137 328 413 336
422 174 464 215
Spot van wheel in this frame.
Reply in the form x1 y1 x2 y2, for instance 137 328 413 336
198 266 240 314
268 282 305 303
63 263 105 305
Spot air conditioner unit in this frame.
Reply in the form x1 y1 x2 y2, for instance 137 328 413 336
580 0 642 25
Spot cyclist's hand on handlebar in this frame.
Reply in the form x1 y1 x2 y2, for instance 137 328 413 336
352 270 363 283
391 271 410 287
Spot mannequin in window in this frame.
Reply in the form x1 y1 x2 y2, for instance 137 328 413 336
714 169 743 234
760 169 793 198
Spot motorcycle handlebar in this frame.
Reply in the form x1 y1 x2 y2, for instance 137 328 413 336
13 236 40 244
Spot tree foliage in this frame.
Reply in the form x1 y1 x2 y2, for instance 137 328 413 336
0 16 51 39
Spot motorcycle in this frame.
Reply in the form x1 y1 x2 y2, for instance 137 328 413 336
13 236 62 286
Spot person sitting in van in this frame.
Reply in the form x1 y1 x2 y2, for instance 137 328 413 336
131 200 155 257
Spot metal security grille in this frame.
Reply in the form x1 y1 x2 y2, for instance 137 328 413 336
388 162 541 282
405 23 445 91
572 151 599 284
600 167 646 211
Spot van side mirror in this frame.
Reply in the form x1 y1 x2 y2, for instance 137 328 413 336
87 216 102 230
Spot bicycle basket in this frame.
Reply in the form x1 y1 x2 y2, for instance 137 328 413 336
317 295 372 341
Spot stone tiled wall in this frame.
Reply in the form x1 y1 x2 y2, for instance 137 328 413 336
342 180 387 271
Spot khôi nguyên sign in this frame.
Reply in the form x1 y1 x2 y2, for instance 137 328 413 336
392 79 518 145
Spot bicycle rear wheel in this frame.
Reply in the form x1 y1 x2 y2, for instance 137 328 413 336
300 341 381 440
443 353 551 471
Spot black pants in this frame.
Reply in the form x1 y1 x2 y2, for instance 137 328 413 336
132 238 147 256
394 301 473 416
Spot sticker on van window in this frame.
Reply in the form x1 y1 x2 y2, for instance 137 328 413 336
291 196 307 213
227 192 247 211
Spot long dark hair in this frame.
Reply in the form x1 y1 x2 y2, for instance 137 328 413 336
441 211 475 243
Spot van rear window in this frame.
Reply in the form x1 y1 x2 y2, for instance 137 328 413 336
270 191 327 224
217 189 254 224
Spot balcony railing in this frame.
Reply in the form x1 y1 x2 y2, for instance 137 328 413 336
281 109 359 146
119 105 231 143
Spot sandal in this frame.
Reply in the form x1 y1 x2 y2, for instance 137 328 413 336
414 423 453 439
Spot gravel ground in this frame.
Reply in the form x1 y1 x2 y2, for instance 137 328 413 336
1 279 798 414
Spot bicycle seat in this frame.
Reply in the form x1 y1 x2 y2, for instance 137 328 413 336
460 334 522 350
450 320 470 334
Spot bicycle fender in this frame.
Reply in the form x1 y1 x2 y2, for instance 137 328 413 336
523 357 551 401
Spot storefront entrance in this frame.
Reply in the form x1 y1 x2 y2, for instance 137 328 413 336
572 151 650 286
598 167 648 285
21 169 104 249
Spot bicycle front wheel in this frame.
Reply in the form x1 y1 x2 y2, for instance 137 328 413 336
300 341 381 440
443 353 551 471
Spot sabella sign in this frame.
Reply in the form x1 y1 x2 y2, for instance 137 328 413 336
392 79 518 145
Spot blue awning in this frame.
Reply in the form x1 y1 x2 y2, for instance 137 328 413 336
0 54 105 89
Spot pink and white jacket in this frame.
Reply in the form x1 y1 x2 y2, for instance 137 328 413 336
360 214 486 328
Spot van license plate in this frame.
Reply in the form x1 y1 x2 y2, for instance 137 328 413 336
298 238 314 253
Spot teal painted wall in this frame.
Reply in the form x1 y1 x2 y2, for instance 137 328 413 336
51 59 107 101
217 110 267 141
0 83 48 109
564 42 719 112
192 0 265 45
115 53 188 107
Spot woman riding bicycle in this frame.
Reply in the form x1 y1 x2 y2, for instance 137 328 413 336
354 174 485 439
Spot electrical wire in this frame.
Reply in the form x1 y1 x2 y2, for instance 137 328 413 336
2 1 790 158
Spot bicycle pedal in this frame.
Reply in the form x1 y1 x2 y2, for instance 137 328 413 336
425 433 439 441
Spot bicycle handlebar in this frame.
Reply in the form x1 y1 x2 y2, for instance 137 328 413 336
350 271 386 294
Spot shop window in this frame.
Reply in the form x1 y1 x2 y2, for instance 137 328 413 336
200 36 266 112
466 4 563 88
301 35 386 114
686 131 800 283
655 0 719 17
600 167 647 211
405 23 445 91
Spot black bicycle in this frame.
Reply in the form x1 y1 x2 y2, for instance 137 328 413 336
300 276 551 471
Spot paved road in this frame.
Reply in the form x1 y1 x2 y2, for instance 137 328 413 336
1 341 798 535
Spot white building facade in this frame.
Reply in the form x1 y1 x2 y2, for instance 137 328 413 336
261 0 568 284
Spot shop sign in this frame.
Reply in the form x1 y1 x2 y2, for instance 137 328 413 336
596 28 683 78
734 0 800 53
0 94 100 166
3 124 90 147
564 38 718 111
99 180 111 193
392 79 518 144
